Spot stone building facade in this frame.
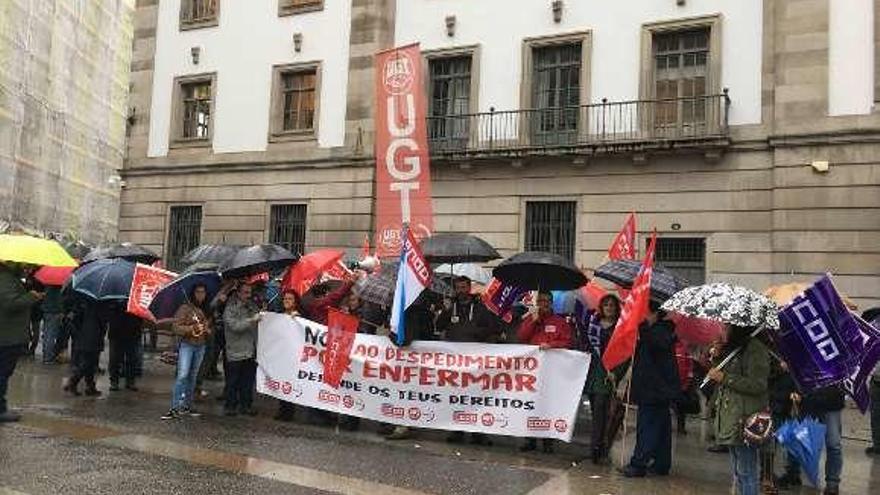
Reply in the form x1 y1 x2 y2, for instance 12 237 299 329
0 0 135 242
121 0 879 308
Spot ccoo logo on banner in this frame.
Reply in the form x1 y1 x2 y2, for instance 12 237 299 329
256 313 590 441
373 44 434 257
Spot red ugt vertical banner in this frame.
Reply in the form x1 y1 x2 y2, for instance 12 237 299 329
602 230 657 371
323 308 360 388
374 44 434 258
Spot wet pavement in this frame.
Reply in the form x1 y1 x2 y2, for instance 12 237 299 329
2 353 879 495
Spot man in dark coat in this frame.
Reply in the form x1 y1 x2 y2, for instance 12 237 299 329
106 303 142 391
63 297 109 396
622 301 680 477
0 262 41 422
436 276 501 445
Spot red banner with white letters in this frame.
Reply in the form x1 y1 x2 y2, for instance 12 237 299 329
323 308 360 388
126 264 177 322
374 43 434 257
608 213 636 261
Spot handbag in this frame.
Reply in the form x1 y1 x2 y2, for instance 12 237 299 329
743 410 774 446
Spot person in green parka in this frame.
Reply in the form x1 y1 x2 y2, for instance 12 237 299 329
706 324 770 495
0 262 42 422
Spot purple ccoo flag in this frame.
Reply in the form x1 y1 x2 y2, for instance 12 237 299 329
773 275 865 393
841 316 880 413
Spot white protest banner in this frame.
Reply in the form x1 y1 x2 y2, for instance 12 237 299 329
257 313 590 441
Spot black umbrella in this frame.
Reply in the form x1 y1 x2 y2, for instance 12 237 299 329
180 244 242 268
593 259 690 302
219 244 298 279
492 251 587 291
419 234 501 264
70 258 137 301
354 262 452 307
64 241 92 260
82 243 160 265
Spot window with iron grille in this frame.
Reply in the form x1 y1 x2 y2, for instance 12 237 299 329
269 204 307 255
525 201 577 261
653 28 710 130
180 0 218 27
281 70 317 131
653 237 706 285
532 43 581 144
279 0 324 16
181 80 212 139
428 56 471 150
167 206 202 271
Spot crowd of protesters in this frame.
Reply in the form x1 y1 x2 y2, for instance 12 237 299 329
2 257 880 495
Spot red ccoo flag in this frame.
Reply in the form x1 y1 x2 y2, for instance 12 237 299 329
602 230 657 371
323 308 360 388
608 213 636 260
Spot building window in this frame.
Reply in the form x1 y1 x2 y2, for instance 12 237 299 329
524 201 577 261
654 237 706 285
269 204 307 255
166 206 202 271
428 56 472 151
279 0 323 16
653 28 710 129
171 73 216 148
180 0 218 30
270 63 320 141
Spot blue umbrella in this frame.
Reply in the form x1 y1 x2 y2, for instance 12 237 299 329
148 271 222 320
71 258 136 301
776 417 826 486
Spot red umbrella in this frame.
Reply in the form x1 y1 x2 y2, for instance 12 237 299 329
669 312 725 346
282 249 345 296
34 265 77 286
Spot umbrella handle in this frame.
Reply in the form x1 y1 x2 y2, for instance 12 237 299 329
699 327 765 390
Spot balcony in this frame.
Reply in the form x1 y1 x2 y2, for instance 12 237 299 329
427 91 730 161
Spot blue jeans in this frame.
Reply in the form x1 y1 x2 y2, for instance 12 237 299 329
786 410 843 490
629 403 672 474
730 444 760 495
171 342 205 411
41 313 63 363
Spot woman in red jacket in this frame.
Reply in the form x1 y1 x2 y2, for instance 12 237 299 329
517 291 573 453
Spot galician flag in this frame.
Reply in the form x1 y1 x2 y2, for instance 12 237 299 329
390 226 431 345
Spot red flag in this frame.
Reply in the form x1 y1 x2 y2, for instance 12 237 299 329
361 235 371 259
127 264 177 322
602 230 656 371
323 308 359 388
608 213 636 260
374 44 434 257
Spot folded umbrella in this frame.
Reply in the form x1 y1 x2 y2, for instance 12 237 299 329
148 270 222 320
776 417 826 487
82 243 160 265
354 262 452 307
71 258 137 301
0 234 77 267
492 251 587 291
282 249 345 296
219 244 298 279
179 244 242 269
593 259 689 302
420 234 501 264
662 283 780 330
34 265 77 287
434 263 491 285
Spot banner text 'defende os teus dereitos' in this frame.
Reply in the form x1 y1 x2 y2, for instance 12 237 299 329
256 313 590 441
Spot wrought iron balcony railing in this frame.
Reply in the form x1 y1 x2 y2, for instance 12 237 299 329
427 91 730 158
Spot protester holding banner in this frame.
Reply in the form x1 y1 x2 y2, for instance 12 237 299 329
864 307 880 456
622 302 679 478
706 325 769 495
517 291 573 453
161 284 213 420
438 276 502 445
274 290 300 423
222 283 261 417
583 294 623 464
106 302 142 392
303 279 354 326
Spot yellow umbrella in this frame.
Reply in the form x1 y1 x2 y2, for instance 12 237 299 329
0 234 77 267
764 282 858 310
